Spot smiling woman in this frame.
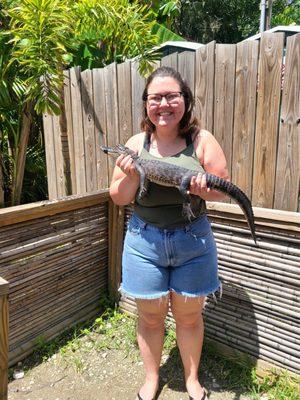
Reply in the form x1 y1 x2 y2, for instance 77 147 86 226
108 66 230 400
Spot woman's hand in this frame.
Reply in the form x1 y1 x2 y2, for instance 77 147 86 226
188 173 211 197
116 153 139 180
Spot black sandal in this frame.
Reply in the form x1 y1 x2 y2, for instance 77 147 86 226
137 393 154 400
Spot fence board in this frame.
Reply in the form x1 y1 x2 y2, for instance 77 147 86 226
63 70 76 194
161 52 178 70
214 44 236 182
178 51 195 95
81 69 97 192
52 115 66 197
274 33 300 211
70 67 86 194
42 113 57 199
104 63 119 181
232 40 259 197
195 41 215 131
131 61 145 135
117 61 133 144
93 68 109 189
252 33 284 208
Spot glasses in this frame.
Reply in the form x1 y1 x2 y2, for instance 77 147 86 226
146 92 183 106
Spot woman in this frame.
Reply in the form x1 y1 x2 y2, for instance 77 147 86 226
109 67 229 400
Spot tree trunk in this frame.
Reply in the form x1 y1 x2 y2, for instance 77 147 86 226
0 131 4 207
10 101 34 206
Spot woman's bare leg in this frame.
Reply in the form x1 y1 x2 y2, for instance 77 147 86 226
136 296 169 400
171 292 206 400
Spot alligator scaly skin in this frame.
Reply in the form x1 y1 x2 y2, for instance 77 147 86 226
101 144 257 244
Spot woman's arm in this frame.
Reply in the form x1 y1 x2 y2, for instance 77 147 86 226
109 134 143 205
189 130 230 201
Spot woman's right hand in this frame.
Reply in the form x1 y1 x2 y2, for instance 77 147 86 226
116 153 139 179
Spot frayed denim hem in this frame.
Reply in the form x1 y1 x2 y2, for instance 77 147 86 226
118 286 170 300
170 281 222 302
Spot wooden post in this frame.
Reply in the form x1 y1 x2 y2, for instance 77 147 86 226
0 277 9 400
108 200 125 304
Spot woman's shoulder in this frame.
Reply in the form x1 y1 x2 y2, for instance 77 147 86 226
125 132 146 152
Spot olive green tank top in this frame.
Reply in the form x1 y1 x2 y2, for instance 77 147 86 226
134 133 206 228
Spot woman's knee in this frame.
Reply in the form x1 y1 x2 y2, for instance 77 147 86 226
170 293 204 328
137 297 169 328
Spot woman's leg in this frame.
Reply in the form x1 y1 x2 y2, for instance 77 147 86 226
170 291 206 399
136 296 169 400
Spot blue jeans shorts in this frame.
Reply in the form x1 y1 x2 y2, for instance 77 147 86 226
119 213 220 299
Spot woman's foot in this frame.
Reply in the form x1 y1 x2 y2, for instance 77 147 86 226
137 377 159 400
186 378 207 400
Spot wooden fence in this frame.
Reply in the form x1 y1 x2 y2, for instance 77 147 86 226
43 32 300 212
0 190 121 373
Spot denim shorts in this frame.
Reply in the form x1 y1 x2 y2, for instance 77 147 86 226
119 213 220 299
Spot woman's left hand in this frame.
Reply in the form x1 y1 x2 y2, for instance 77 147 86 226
188 173 211 197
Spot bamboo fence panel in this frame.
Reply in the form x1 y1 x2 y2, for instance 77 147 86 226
131 61 145 135
213 44 236 184
104 63 119 181
252 33 285 208
119 204 300 374
81 69 97 192
195 41 215 132
0 191 111 366
93 67 109 190
231 40 259 197
70 66 86 194
0 277 8 400
274 33 300 211
178 51 195 95
161 52 178 70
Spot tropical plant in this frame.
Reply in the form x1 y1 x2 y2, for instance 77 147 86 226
0 0 164 206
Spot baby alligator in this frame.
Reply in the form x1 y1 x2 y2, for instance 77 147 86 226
101 144 257 244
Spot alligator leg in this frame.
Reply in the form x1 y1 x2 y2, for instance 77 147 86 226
178 176 195 220
134 163 149 199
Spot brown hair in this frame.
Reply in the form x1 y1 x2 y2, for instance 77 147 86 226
140 66 200 137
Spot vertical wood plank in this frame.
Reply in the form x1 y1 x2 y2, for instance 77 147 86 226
214 44 237 182
232 40 259 198
0 278 9 400
274 33 300 211
63 70 76 194
43 113 58 199
81 69 97 192
195 41 215 131
70 67 86 194
178 51 196 95
104 63 119 181
52 115 67 197
252 33 284 208
161 52 178 70
93 68 109 189
131 61 145 135
117 61 133 144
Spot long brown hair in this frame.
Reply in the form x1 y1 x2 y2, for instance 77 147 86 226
140 66 200 137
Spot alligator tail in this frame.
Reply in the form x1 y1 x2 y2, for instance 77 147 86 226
206 173 257 244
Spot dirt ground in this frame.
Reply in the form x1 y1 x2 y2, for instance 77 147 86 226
8 336 253 400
